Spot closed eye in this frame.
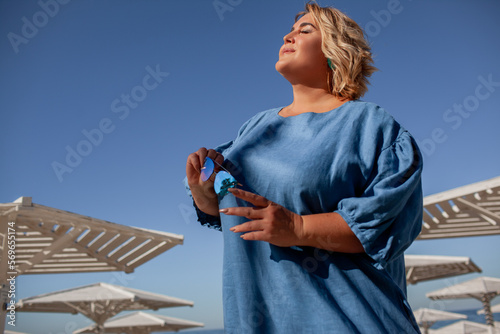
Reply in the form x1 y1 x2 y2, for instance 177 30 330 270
290 22 317 33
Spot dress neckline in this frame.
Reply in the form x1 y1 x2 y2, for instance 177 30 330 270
276 100 354 118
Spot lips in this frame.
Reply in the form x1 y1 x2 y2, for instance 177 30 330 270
281 47 295 55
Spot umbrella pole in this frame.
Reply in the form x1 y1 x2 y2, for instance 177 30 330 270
421 321 433 334
0 282 7 332
0 216 14 332
481 293 495 327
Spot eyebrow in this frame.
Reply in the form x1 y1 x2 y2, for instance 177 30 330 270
290 22 317 32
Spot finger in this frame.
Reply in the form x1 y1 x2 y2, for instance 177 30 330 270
220 206 264 220
206 149 224 173
196 147 209 168
228 188 270 207
186 152 202 178
207 170 217 183
240 231 268 242
206 148 218 159
198 148 224 174
195 148 223 181
214 153 225 172
230 221 263 233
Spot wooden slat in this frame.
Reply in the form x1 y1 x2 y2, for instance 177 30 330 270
97 235 133 256
42 258 99 263
127 241 175 268
436 222 492 229
419 229 500 239
444 218 481 224
15 249 44 254
478 201 500 207
486 196 500 201
86 232 120 252
24 267 118 274
16 243 53 248
107 237 148 262
426 205 444 224
422 210 434 228
117 239 152 265
32 262 109 269
438 200 456 216
76 229 105 248
51 253 88 258
16 236 53 242
424 225 499 234
15 231 42 237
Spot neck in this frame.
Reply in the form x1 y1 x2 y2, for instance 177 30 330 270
281 83 348 117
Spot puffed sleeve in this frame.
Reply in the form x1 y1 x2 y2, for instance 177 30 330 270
184 179 223 231
336 130 423 269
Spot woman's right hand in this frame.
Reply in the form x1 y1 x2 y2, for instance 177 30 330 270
186 147 225 217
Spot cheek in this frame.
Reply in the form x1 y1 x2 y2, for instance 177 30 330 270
313 40 325 58
302 39 325 60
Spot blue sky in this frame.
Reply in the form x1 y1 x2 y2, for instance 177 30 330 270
1 0 500 332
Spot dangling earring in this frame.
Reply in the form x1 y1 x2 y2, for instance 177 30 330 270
327 58 335 70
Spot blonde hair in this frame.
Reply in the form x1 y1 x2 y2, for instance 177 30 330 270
297 2 377 100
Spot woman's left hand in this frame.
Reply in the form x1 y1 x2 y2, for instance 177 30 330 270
220 188 305 247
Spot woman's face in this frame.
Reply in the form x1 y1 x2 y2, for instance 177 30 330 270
275 13 327 84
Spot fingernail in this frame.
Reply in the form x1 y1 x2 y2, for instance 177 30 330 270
229 227 235 232
219 208 228 213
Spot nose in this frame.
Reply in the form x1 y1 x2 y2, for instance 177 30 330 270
283 31 295 44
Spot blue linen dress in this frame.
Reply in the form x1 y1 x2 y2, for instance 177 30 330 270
189 100 423 333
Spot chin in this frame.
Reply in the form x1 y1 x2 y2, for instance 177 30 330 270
275 60 292 76
275 62 282 73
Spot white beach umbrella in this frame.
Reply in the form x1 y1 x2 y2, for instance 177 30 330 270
427 277 500 327
413 308 467 334
405 255 482 285
16 282 195 333
419 175 500 240
73 311 204 334
430 320 500 334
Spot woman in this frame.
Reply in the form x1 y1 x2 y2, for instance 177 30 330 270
186 3 423 333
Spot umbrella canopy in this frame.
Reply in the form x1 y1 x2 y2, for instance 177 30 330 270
427 277 500 326
405 255 482 285
431 320 500 334
413 308 467 334
419 175 500 240
73 311 204 334
0 197 184 276
16 282 194 330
